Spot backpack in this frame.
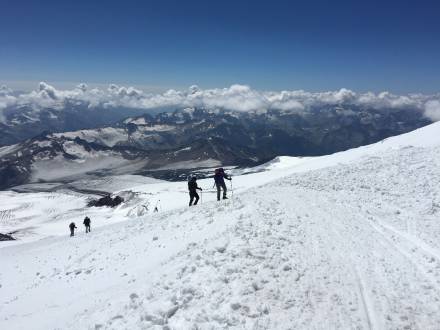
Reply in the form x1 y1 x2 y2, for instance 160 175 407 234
188 177 197 191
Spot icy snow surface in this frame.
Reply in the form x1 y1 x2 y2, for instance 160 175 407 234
1 123 440 329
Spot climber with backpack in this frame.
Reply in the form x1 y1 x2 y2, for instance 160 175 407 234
69 222 77 237
214 168 232 201
83 216 91 233
188 176 203 206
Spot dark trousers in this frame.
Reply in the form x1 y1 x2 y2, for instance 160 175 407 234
85 225 91 233
216 182 227 200
189 190 199 206
70 229 74 237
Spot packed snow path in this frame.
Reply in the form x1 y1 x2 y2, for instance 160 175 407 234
2 144 440 328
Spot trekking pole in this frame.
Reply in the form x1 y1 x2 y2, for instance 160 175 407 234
154 199 160 212
230 179 233 200
200 190 203 204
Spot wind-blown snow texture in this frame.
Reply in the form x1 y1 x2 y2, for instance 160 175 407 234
1 123 440 329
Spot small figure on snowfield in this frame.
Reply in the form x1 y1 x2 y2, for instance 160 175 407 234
69 222 77 237
214 168 231 201
188 176 203 206
83 216 91 233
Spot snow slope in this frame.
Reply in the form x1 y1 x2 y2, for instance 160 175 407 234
1 123 440 329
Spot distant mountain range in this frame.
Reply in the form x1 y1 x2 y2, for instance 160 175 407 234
0 106 431 190
0 103 161 147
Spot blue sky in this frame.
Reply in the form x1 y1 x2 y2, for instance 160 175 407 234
1 0 439 92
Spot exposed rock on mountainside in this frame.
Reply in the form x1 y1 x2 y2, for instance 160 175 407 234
88 195 124 208
0 233 15 241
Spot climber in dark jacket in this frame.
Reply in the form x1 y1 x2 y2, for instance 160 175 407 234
214 168 231 201
188 176 202 206
69 222 77 237
83 216 91 233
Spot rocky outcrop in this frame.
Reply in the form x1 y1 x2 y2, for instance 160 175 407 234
88 195 124 208
0 233 15 241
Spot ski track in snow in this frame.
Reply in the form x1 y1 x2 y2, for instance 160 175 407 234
2 135 440 328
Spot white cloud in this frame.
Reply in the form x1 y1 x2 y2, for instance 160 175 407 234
0 85 12 95
0 82 439 123
424 100 440 121
39 81 58 99
0 85 17 122
76 83 88 92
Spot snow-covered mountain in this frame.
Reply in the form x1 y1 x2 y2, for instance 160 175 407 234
0 106 430 190
0 103 153 147
1 122 440 329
